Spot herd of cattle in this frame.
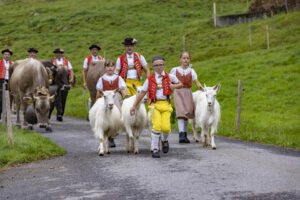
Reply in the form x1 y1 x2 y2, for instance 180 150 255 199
8 58 221 155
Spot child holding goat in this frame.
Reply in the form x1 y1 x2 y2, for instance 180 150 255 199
130 56 182 158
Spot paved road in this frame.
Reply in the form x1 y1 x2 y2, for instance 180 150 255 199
1 116 300 200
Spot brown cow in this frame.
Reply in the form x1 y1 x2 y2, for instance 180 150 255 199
9 58 54 131
87 61 106 106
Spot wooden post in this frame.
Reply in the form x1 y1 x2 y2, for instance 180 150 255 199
2 83 6 128
236 80 242 132
266 25 270 49
213 2 217 27
83 88 86 109
5 90 13 145
285 0 289 13
182 35 185 52
249 24 252 46
271 11 274 29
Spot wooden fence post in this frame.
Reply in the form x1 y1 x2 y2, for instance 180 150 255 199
5 90 14 146
249 24 252 46
285 0 289 13
236 80 242 132
266 25 270 49
2 83 6 128
213 2 217 27
182 35 185 52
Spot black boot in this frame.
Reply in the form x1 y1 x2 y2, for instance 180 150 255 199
110 138 116 148
179 132 186 143
152 149 160 158
184 132 190 143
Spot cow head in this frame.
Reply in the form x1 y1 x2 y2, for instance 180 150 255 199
55 64 70 91
103 90 117 110
23 86 55 128
199 84 221 107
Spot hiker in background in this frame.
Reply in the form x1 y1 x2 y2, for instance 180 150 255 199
28 48 38 59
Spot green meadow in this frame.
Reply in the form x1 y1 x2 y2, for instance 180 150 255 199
0 126 66 168
0 0 299 150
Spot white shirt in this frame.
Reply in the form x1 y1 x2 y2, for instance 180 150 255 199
142 71 179 100
83 55 102 69
170 66 197 81
3 59 11 80
96 73 126 91
55 58 73 70
116 53 147 79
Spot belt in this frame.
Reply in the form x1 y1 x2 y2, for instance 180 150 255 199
128 65 135 70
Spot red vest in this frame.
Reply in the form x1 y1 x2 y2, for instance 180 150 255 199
52 58 70 72
0 60 12 79
176 70 192 88
119 53 142 80
148 73 171 104
102 77 119 91
52 58 69 67
87 55 103 66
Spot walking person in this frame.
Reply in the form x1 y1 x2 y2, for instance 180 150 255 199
96 59 128 147
170 51 203 143
116 38 150 96
0 49 13 118
82 44 104 90
130 56 182 158
51 48 74 121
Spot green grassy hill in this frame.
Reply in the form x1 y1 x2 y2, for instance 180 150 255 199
0 0 299 149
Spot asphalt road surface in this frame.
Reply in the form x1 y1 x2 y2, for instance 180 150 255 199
1 116 300 200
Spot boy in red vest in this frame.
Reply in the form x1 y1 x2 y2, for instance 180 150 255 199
0 49 13 118
116 38 150 96
130 56 183 158
51 48 74 121
96 59 128 147
28 48 38 59
82 44 104 89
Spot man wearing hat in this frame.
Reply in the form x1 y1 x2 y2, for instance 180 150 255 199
0 49 13 118
116 38 150 96
51 48 74 121
28 48 38 59
82 44 103 89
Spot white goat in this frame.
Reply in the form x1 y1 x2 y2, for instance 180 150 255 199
89 90 121 156
190 84 221 149
121 85 147 154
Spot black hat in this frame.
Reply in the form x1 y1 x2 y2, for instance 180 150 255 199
2 49 13 55
152 56 165 63
89 44 101 50
53 48 64 53
122 38 137 45
28 48 39 53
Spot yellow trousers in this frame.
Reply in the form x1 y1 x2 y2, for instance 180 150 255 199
151 101 173 134
126 79 142 96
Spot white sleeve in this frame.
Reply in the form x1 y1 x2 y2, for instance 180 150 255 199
142 79 149 92
169 74 179 84
83 58 88 69
96 78 103 91
116 57 121 71
140 55 147 67
118 76 127 90
170 68 176 76
191 69 198 81
68 61 73 70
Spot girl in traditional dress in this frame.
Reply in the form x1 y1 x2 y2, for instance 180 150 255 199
170 52 202 143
